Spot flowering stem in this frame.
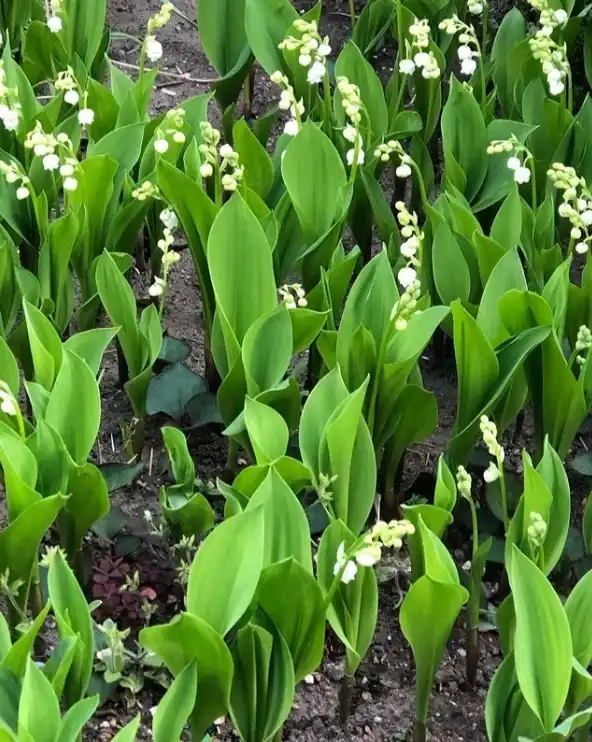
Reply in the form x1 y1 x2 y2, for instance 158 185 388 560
348 0 356 31
322 70 333 139
567 67 573 114
526 155 537 210
409 158 429 211
396 0 404 66
138 41 147 86
481 5 489 55
498 466 510 533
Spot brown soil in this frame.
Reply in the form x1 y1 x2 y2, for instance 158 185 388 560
78 1 591 740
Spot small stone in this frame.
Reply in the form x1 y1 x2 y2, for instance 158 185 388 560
457 647 467 658
324 662 343 683
303 674 315 685
361 691 372 702
373 716 382 724
312 719 325 733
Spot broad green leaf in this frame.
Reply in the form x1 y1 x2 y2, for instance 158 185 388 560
509 546 572 731
477 248 527 344
23 299 62 391
401 575 468 725
282 121 348 242
233 119 274 198
244 0 298 75
247 467 312 571
186 506 265 634
441 77 488 202
244 397 289 464
140 613 233 740
57 696 99 742
18 659 60 742
44 349 101 465
153 662 197 742
208 194 277 360
47 549 94 705
257 558 325 682
565 569 592 668
432 221 471 305
229 624 294 742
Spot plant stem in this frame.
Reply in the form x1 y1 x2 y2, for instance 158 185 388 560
322 70 333 139
272 727 283 742
499 467 510 533
348 0 356 31
339 674 355 728
466 626 479 689
410 159 429 212
132 416 146 457
223 438 239 481
413 719 427 742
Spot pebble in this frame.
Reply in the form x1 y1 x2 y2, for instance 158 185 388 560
303 674 315 685
312 718 325 733
457 647 467 658
373 715 382 724
361 691 372 702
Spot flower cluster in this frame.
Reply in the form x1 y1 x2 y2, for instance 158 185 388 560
0 381 17 417
487 136 532 184
456 465 472 499
154 108 186 153
0 61 21 132
278 19 331 85
0 160 31 200
46 0 64 33
548 163 592 254
390 278 421 330
54 67 80 106
527 0 569 96
132 180 160 201
149 212 181 299
198 123 245 192
333 519 415 584
144 2 174 63
270 71 304 137
398 19 441 79
337 77 365 167
24 122 80 191
574 325 592 367
376 139 413 182
279 283 307 309
480 415 504 483
527 511 547 549
439 16 480 77
468 0 486 14
394 200 423 295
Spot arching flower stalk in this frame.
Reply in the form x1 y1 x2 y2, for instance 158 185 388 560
337 76 368 180
487 136 536 206
0 60 21 132
198 122 244 204
527 0 570 103
548 163 592 257
270 71 304 138
439 16 486 107
139 2 174 79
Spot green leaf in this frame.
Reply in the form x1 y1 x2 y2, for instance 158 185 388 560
47 549 94 706
508 546 572 731
1 604 50 679
99 462 144 493
257 558 325 682
246 467 312 571
441 77 488 202
281 121 348 243
57 696 100 742
18 659 60 742
432 220 471 305
229 623 294 742
244 0 298 76
186 507 265 634
401 575 468 724
491 186 522 250
146 364 207 420
0 497 65 613
110 717 140 742
208 194 277 361
63 327 118 378
198 0 248 77
140 613 233 740
153 662 197 742
244 397 289 464
233 119 274 199
565 569 592 668
477 248 527 344
23 299 62 391
44 349 101 465
335 41 388 141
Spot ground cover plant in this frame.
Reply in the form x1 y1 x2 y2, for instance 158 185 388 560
1 0 592 739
